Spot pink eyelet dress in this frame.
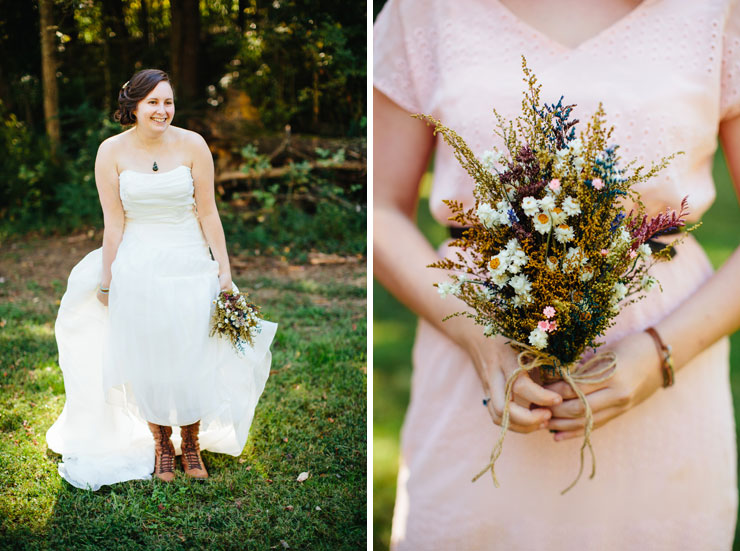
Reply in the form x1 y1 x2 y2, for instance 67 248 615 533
374 0 740 549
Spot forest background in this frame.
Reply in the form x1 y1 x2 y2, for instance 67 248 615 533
1 0 366 259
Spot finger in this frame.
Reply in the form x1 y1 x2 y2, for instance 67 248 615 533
508 402 551 431
484 399 546 433
511 372 563 407
489 369 550 432
549 388 616 419
544 379 608 400
550 406 624 440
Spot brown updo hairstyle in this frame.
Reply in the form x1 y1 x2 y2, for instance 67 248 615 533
114 69 172 126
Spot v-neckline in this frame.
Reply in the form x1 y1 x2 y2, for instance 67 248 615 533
493 0 653 53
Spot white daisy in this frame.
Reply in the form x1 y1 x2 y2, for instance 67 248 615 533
521 196 539 217
550 206 567 225
491 272 510 288
509 274 532 296
476 203 498 228
613 281 628 302
561 196 581 217
487 253 509 277
637 243 652 260
538 195 556 212
533 212 552 234
437 282 456 298
568 138 584 155
579 266 594 282
554 223 575 244
504 239 529 273
528 327 549 350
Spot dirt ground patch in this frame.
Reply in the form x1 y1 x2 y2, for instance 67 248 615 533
0 230 366 305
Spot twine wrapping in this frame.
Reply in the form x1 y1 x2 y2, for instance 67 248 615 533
473 343 617 494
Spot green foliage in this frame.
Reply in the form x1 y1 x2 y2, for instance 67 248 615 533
232 1 366 135
0 101 118 236
220 145 366 261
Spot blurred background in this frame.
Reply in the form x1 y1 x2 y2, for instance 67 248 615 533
372 151 740 550
0 0 366 260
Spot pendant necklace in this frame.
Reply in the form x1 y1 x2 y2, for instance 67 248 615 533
135 127 161 172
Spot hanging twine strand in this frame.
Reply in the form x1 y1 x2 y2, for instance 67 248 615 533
473 342 617 494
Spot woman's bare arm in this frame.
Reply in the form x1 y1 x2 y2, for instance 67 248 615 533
95 139 125 304
190 132 232 290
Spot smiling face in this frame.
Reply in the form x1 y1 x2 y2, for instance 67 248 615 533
133 80 175 131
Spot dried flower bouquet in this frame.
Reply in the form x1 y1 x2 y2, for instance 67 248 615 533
417 59 692 493
210 290 263 354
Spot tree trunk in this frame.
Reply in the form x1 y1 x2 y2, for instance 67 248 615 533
170 0 199 112
312 69 319 127
38 0 60 160
237 0 247 31
139 0 151 47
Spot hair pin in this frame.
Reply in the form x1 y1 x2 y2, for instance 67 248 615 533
122 80 130 90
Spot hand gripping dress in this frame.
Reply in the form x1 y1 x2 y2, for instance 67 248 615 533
46 165 277 490
375 0 740 549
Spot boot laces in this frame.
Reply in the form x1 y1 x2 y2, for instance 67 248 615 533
182 431 202 470
156 426 175 473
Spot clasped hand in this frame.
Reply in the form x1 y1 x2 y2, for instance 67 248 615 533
473 331 664 438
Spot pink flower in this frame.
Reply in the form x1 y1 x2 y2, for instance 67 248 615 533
592 178 604 190
601 249 609 256
543 306 556 319
629 250 638 259
548 178 561 192
537 320 558 333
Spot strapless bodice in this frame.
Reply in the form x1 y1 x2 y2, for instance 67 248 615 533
119 165 195 224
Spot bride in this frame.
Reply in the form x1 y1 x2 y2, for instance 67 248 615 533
46 69 277 489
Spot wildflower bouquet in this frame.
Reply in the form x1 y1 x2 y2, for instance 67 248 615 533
417 60 691 493
210 290 263 354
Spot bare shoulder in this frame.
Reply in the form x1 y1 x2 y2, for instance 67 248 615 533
96 129 132 167
170 125 209 152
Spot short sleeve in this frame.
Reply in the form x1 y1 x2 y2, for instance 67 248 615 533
721 0 740 121
373 0 433 113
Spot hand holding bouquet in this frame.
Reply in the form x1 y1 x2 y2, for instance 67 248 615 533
417 59 692 493
210 290 263 355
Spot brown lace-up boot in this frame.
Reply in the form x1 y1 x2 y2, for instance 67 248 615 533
180 421 208 479
147 422 176 482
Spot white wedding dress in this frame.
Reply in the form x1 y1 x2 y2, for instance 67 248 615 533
46 165 277 490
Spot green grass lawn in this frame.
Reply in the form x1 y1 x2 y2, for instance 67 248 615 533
373 150 740 551
0 252 366 550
